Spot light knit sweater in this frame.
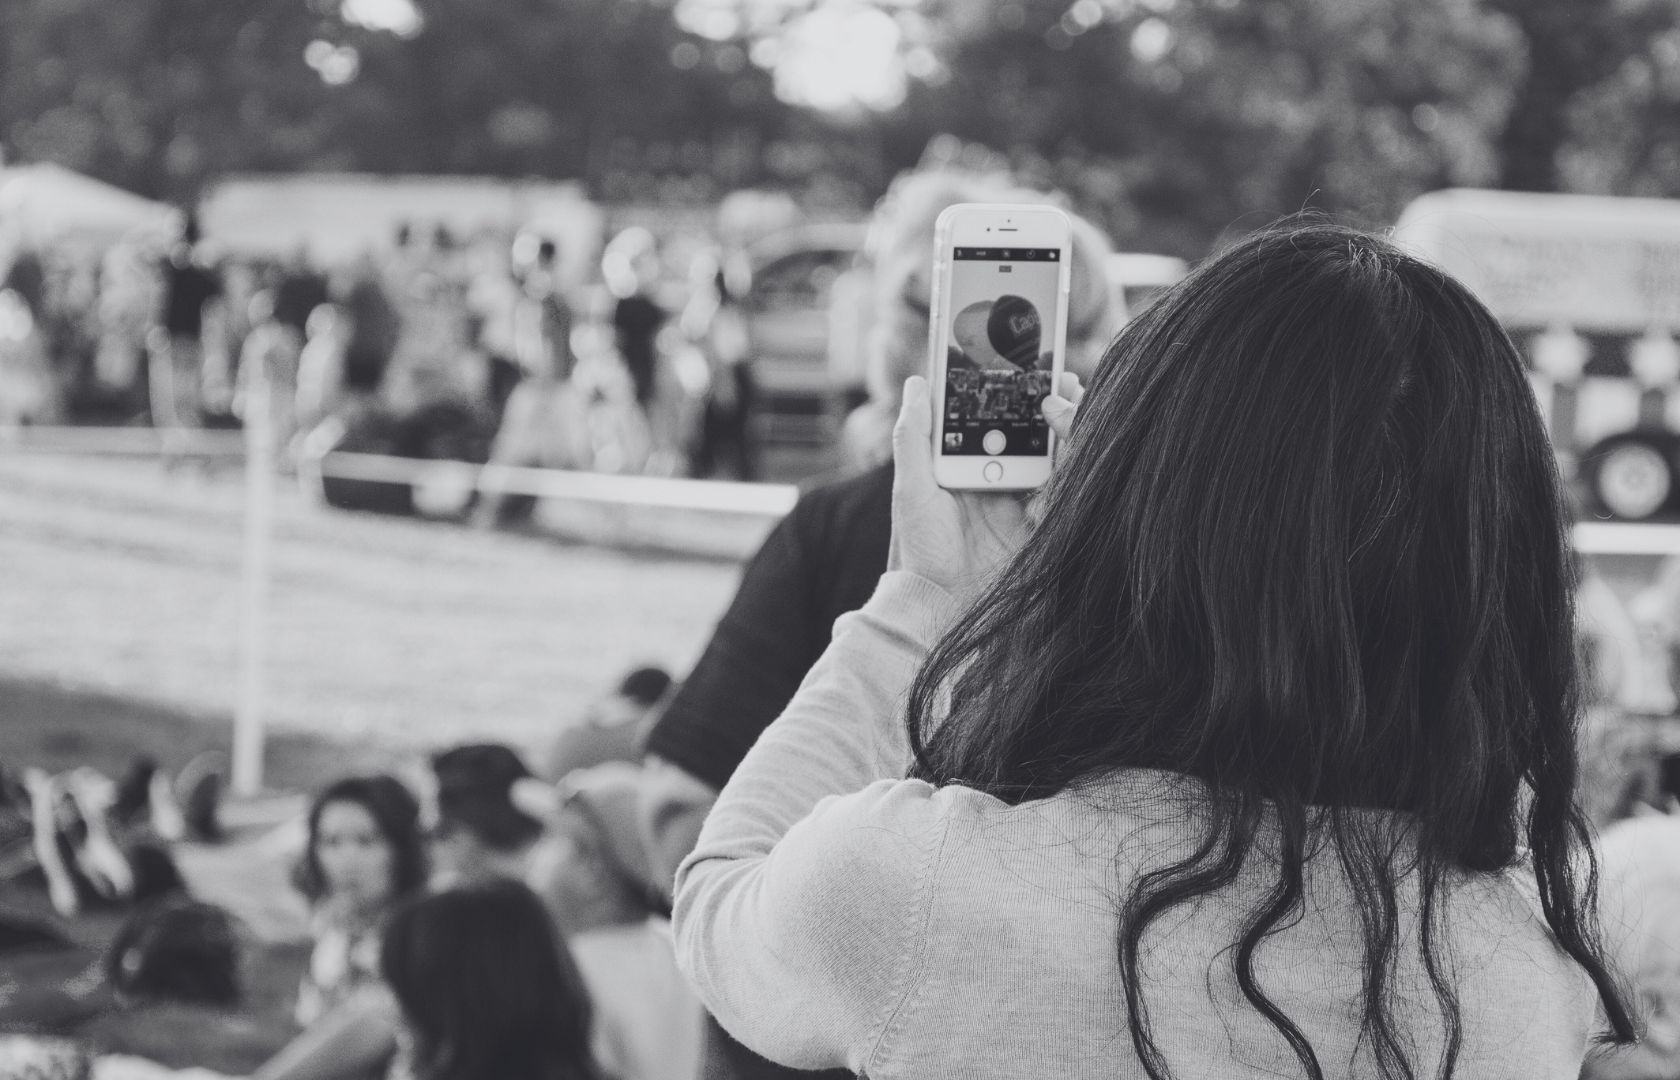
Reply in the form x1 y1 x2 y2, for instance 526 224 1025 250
672 572 1601 1078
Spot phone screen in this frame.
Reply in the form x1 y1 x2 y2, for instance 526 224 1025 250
939 246 1061 458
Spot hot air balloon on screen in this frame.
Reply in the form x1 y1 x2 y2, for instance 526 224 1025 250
987 294 1042 370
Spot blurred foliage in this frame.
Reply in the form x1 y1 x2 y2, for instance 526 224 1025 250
2 0 1679 257
0 0 332 196
0 0 869 206
886 0 1680 254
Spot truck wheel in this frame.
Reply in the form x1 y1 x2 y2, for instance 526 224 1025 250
1588 437 1674 521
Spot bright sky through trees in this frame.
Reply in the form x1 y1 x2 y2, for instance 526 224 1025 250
340 0 422 37
675 0 918 113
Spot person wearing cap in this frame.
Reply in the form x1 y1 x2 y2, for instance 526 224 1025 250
637 167 1119 1080
542 666 675 782
427 743 545 888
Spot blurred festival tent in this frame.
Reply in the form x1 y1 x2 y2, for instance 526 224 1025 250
0 162 179 249
200 173 604 280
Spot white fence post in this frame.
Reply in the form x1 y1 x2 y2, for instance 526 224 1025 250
233 352 275 797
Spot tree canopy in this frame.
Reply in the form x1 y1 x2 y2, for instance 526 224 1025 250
3 0 1676 256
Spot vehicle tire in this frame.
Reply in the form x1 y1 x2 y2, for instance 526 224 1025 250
1586 436 1675 522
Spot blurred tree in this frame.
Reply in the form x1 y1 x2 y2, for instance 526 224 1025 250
0 0 844 205
1487 0 1678 192
688 0 1680 251
336 0 785 186
0 0 336 201
888 0 1520 256
1556 2 1680 197
4 0 1677 254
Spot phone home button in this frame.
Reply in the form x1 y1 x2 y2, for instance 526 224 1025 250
983 461 1004 484
982 429 1008 455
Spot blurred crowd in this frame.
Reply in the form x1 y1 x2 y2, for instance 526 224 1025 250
0 211 763 501
0 664 696 1080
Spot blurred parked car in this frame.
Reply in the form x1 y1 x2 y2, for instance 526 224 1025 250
740 223 867 445
1106 252 1189 318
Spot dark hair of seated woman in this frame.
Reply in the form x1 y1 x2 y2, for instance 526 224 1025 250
381 879 606 1080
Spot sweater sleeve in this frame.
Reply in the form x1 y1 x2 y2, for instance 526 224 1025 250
671 570 961 1072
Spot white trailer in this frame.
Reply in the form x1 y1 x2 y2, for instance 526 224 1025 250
1395 188 1680 520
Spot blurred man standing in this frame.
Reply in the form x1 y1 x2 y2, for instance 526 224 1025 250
149 214 221 445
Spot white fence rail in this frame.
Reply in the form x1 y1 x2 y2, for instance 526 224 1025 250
2 425 799 519
17 423 1680 792
313 451 799 518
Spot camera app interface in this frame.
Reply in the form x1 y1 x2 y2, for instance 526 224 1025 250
940 247 1060 457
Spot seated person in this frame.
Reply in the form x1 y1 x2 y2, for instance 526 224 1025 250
3 901 261 1073
422 746 701 1080
542 666 673 780
254 775 427 1080
75 900 285 1075
427 744 543 887
380 879 608 1080
1589 811 1680 1079
4 754 222 920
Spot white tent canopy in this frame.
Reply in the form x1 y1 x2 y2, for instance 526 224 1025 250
0 162 179 249
200 173 603 278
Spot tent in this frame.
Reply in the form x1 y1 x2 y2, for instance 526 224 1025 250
0 162 178 249
200 173 602 275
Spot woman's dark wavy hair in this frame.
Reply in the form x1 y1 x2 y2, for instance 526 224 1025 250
381 879 605 1080
292 774 428 904
904 221 1636 1078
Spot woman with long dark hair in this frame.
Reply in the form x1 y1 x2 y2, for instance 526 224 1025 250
672 222 1638 1078
381 879 606 1080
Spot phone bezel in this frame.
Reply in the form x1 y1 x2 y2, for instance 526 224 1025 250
928 203 1072 491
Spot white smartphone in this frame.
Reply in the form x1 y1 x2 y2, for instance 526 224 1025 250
927 203 1072 490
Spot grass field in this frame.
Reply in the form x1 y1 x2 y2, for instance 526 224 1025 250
1 453 746 785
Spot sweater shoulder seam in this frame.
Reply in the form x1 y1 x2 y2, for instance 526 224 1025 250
863 794 954 1071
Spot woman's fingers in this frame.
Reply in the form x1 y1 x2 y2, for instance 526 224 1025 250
1043 394 1076 441
892 376 937 496
1057 371 1085 405
1043 372 1085 440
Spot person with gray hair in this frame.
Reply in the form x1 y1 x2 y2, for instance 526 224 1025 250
838 169 1120 473
638 167 1118 1080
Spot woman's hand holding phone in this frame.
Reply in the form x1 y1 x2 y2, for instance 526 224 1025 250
927 203 1071 490
889 373 1083 604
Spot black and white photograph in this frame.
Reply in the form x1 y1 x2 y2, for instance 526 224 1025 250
6 1 1680 1078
